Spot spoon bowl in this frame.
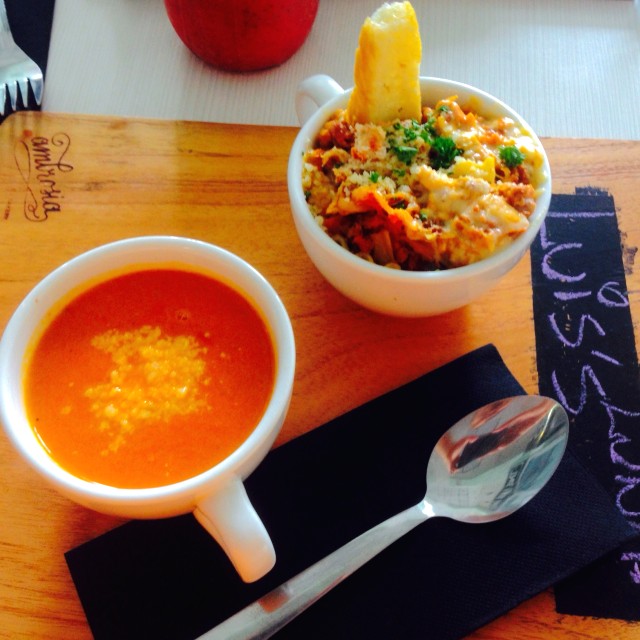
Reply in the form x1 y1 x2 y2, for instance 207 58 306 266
425 395 569 523
200 395 569 640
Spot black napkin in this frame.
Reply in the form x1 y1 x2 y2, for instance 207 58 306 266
1 0 55 121
65 344 636 640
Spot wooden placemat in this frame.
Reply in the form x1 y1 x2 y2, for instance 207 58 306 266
2 111 640 639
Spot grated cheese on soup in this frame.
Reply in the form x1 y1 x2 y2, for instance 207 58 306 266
302 96 545 271
84 325 210 454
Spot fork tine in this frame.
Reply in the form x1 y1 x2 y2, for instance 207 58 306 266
30 74 44 106
0 84 6 116
17 77 28 107
6 80 17 110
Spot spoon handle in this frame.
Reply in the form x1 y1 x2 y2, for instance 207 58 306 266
197 501 429 640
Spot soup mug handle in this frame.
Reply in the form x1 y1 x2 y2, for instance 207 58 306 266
295 74 344 126
194 477 275 583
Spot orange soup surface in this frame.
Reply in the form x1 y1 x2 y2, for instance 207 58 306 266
24 269 276 489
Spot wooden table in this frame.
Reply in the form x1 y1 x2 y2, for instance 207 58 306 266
1 112 639 639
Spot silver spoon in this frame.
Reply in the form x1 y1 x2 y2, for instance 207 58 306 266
198 395 569 640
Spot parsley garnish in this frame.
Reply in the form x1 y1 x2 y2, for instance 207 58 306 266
370 171 380 183
429 137 462 170
421 117 437 140
392 145 419 164
499 145 525 168
403 128 418 142
386 118 460 169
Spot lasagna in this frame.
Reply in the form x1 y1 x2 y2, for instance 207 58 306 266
302 96 545 271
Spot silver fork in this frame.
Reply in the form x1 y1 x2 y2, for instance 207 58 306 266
0 0 43 116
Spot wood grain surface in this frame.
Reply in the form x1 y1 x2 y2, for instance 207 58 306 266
1 112 639 639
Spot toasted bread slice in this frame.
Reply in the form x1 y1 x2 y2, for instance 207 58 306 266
346 2 422 125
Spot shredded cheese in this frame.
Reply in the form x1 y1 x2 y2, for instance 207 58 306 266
84 325 210 454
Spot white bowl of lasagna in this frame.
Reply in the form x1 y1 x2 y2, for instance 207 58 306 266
287 74 551 317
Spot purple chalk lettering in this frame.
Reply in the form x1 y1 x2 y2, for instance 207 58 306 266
597 281 629 308
553 291 592 301
548 210 616 219
591 350 622 366
548 313 606 348
542 243 586 283
551 365 607 416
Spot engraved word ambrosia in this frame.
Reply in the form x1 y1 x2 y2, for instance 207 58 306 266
14 132 73 221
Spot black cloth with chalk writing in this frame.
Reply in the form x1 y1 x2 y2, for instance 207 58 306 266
531 189 640 620
65 344 636 640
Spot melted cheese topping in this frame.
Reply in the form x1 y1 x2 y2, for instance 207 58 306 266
302 96 545 271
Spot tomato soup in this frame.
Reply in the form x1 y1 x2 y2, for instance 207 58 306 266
24 269 276 489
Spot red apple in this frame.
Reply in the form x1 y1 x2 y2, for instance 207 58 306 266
164 0 319 72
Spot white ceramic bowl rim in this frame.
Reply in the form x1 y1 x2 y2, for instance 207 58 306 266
0 235 295 501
